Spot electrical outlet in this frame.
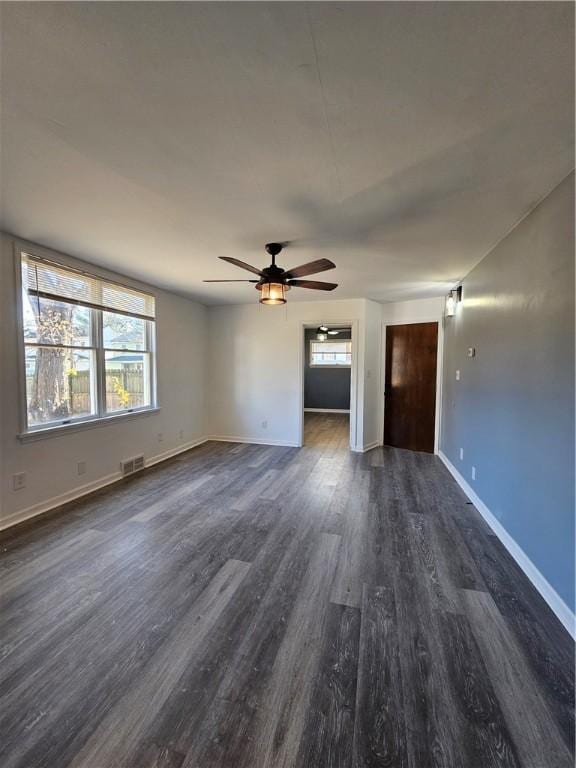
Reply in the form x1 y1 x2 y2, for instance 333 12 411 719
467 347 476 358
157 432 164 443
12 472 26 491
77 461 87 476
471 466 476 481
459 448 464 461
261 420 268 429
456 369 461 381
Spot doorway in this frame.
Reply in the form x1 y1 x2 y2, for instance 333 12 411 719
300 324 355 450
384 321 438 452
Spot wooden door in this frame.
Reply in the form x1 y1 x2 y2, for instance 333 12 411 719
384 322 438 452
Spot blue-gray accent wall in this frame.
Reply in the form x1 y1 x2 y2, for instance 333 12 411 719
304 328 351 410
441 173 575 609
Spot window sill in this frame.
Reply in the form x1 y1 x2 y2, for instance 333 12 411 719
18 407 161 443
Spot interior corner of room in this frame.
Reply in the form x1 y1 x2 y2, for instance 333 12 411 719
0 3 574 765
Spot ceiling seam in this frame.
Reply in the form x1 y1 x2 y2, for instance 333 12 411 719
305 2 342 203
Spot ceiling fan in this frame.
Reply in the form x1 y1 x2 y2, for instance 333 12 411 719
204 242 338 305
316 325 349 340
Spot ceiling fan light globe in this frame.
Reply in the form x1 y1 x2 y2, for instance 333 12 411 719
259 281 287 305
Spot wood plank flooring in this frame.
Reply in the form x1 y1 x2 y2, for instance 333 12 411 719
0 412 573 768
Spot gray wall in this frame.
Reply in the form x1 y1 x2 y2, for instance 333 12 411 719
304 328 351 410
441 173 575 609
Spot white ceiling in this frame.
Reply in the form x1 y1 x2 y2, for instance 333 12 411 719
1 2 574 305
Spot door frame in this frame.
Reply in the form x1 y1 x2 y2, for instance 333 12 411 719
297 319 360 451
378 316 444 454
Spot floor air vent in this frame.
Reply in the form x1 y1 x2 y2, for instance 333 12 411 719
133 455 145 471
120 455 145 476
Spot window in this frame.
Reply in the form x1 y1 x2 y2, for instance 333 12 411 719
310 339 352 367
20 252 156 432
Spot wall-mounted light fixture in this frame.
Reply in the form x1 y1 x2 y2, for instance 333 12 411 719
445 285 463 317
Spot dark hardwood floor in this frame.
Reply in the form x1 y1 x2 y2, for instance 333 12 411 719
0 412 573 767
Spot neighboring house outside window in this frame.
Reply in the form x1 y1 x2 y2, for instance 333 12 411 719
19 252 156 433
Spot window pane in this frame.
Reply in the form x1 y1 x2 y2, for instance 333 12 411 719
310 340 351 366
103 311 147 350
22 295 93 347
25 347 96 426
105 352 150 412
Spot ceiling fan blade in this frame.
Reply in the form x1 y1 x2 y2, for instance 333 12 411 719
219 256 264 276
284 258 335 279
288 279 338 291
203 279 259 283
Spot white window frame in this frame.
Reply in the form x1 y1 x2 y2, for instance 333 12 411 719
15 245 159 441
309 338 352 369
99 310 155 416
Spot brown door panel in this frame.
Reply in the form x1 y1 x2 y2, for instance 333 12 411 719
384 322 438 452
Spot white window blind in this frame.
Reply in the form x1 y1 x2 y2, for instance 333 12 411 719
310 340 352 366
23 253 156 321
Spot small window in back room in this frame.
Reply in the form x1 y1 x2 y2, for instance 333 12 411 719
309 339 352 367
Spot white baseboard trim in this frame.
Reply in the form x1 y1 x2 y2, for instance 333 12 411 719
146 436 209 467
207 435 300 448
360 440 382 453
0 436 210 533
304 408 350 414
438 450 575 638
0 472 121 532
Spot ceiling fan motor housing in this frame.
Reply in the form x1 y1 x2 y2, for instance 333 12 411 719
259 244 290 289
256 263 291 290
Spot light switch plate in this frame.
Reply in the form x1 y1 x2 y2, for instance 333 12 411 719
467 347 476 357
456 369 461 381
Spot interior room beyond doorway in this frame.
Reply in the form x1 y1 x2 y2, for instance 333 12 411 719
303 325 352 448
